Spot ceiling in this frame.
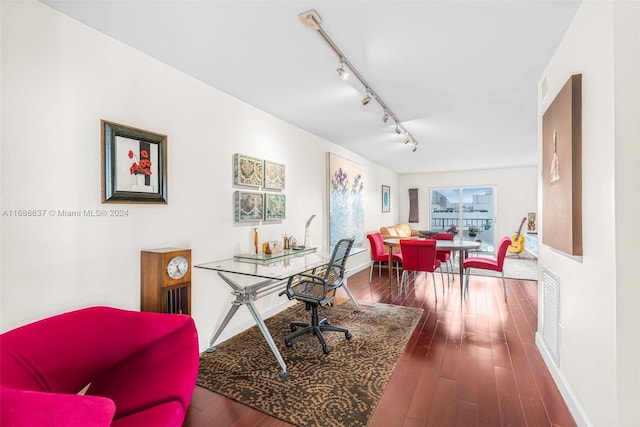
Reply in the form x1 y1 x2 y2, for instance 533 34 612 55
42 0 581 174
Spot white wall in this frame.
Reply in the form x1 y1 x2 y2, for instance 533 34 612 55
613 3 640 425
398 166 537 241
0 1 398 351
536 2 640 426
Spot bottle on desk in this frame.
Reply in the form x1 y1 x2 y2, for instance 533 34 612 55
253 228 259 254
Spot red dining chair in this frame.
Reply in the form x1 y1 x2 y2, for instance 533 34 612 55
433 232 455 286
399 239 444 302
366 232 402 284
462 236 512 301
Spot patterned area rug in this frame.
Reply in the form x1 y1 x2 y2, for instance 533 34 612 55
197 301 423 427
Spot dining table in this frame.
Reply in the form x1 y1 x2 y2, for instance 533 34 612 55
383 237 481 297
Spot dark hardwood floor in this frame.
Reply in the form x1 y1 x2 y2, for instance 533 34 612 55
184 266 576 427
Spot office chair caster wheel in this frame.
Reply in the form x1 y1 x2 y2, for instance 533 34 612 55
290 325 297 332
323 345 331 354
345 332 352 340
285 339 292 348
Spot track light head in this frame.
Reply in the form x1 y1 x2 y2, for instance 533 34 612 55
362 89 372 106
395 123 402 134
403 135 410 144
336 57 348 80
382 110 389 123
411 143 418 153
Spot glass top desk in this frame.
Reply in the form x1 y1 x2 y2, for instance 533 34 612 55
195 247 361 378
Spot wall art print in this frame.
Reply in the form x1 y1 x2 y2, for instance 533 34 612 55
101 120 167 204
542 74 582 256
408 188 419 223
527 212 537 232
264 160 285 190
234 191 264 222
328 152 364 248
381 185 390 213
264 193 286 221
234 154 263 188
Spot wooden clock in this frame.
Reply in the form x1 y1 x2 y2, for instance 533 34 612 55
141 248 191 315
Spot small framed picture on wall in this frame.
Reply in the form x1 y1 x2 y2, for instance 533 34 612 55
264 193 286 221
234 191 264 222
101 120 168 204
264 160 285 190
381 185 390 213
233 153 264 188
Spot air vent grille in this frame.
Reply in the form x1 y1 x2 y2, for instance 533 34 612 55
542 266 560 365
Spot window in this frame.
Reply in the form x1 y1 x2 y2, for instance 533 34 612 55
429 186 496 254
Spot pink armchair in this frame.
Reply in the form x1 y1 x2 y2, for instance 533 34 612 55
0 306 199 426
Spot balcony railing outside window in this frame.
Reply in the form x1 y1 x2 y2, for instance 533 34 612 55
429 187 496 254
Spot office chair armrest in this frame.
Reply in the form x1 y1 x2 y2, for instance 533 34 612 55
284 273 324 298
295 272 325 282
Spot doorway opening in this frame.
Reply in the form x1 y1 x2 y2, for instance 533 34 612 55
429 186 496 254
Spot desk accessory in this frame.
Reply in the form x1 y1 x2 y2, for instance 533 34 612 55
303 214 315 248
253 228 259 254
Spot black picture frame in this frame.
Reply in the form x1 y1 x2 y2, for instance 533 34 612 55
382 185 390 212
101 120 168 203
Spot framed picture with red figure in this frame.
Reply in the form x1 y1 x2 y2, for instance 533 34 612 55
101 120 167 203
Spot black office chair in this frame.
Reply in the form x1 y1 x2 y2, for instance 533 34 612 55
282 238 354 354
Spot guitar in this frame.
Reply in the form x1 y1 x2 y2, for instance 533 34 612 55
508 217 527 254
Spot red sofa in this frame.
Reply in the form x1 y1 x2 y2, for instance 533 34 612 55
0 306 199 426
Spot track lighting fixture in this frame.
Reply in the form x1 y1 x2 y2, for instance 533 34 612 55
336 57 349 80
362 89 372 106
299 8 419 153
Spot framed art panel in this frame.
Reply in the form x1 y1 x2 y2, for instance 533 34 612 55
381 185 390 212
101 120 167 203
264 160 285 190
542 74 582 256
234 191 264 222
408 188 419 222
234 154 263 188
265 193 286 221
327 152 364 248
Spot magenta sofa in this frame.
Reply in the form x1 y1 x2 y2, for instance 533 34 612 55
0 306 199 426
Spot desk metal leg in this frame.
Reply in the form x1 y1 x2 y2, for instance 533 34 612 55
206 272 290 378
205 303 240 353
245 301 290 379
206 298 289 379
342 280 362 312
